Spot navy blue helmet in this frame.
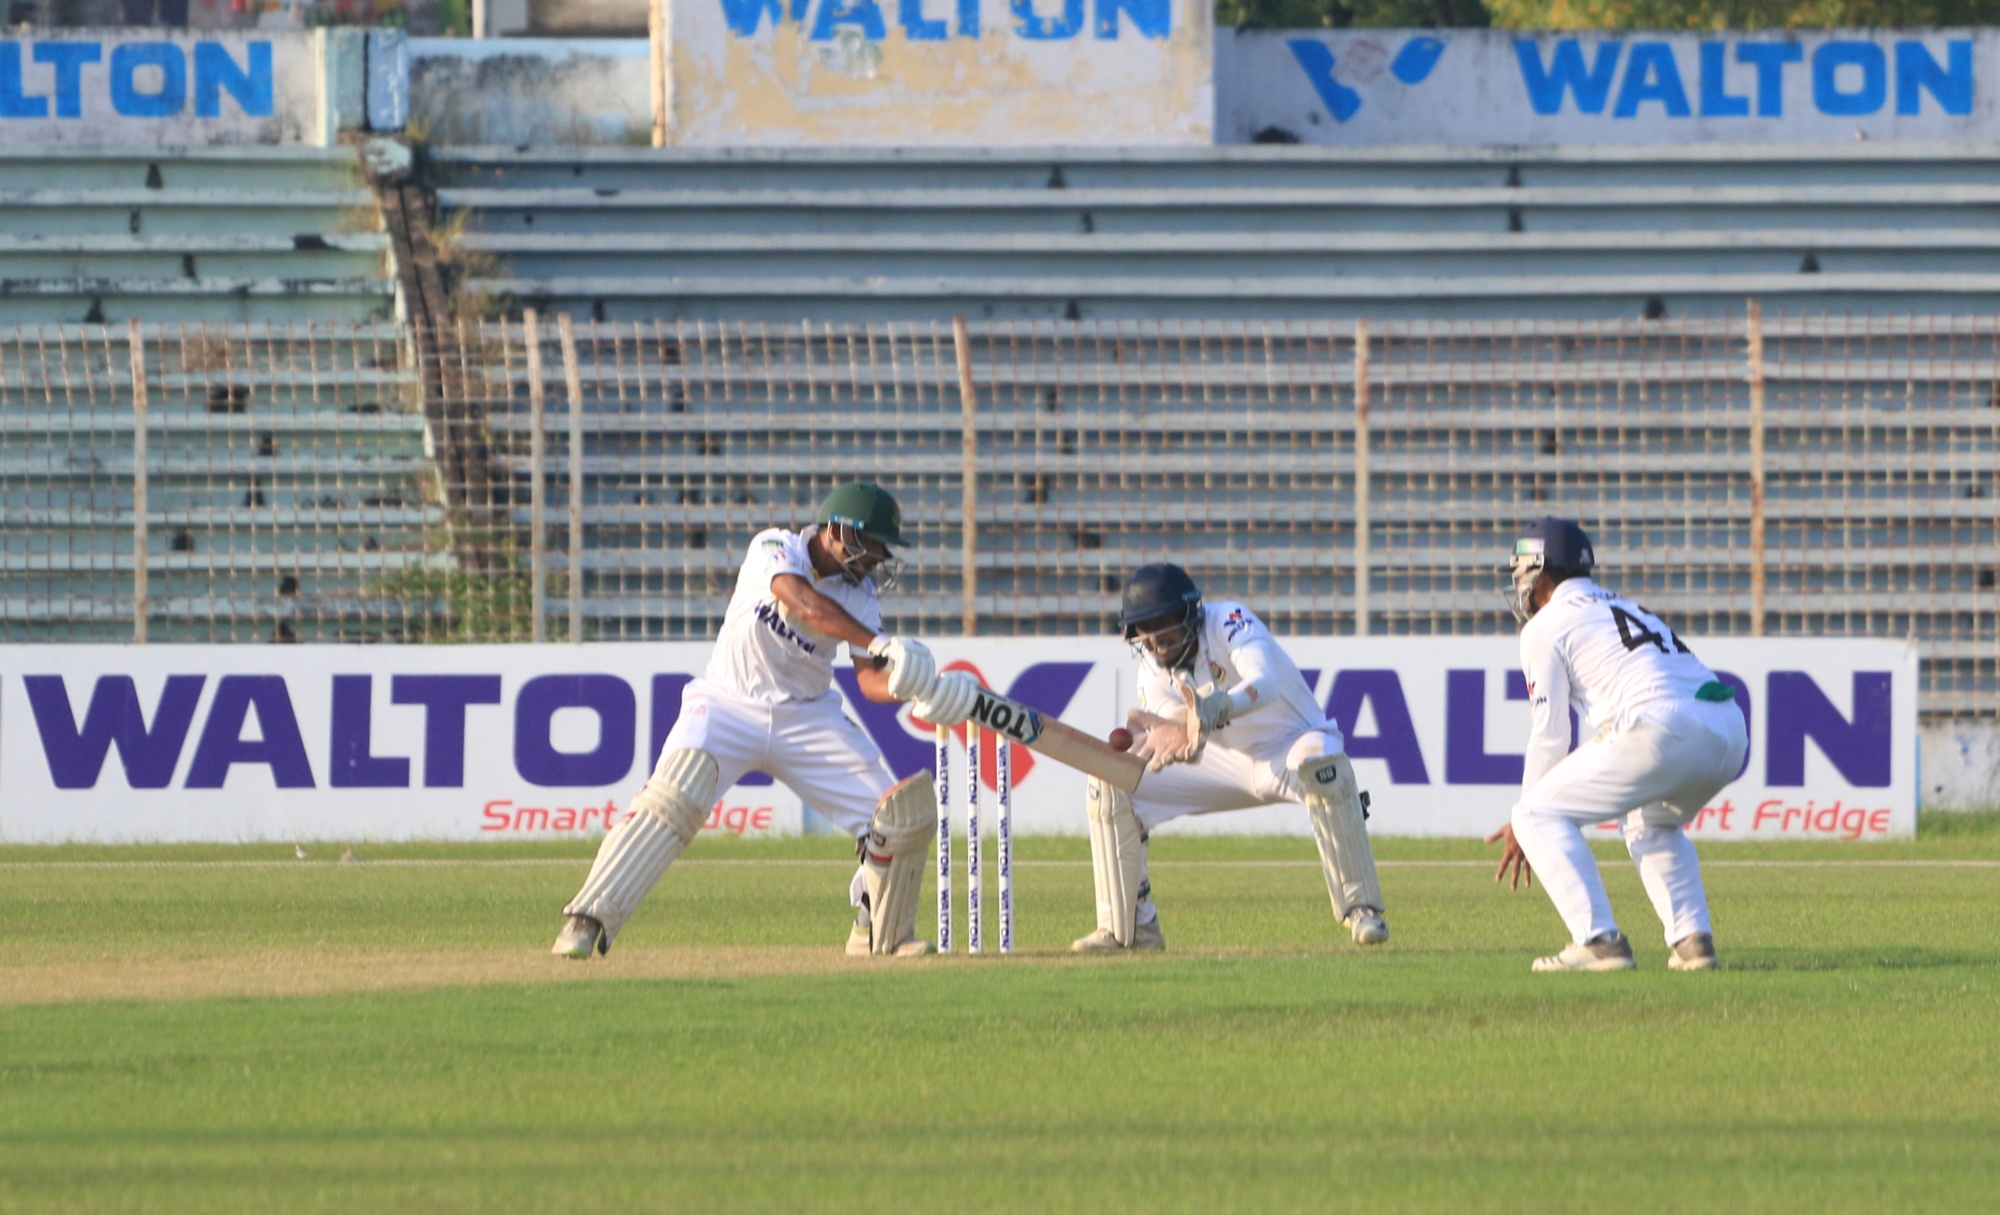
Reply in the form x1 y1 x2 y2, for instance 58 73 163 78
1119 563 1203 670
1505 517 1595 624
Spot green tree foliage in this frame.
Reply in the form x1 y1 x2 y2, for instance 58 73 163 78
1216 0 1490 30
1446 0 1997 28
1218 0 2000 27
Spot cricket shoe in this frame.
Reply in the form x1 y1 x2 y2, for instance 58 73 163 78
552 914 608 959
1668 932 1720 971
1069 920 1167 953
844 924 936 958
1531 932 1636 973
1345 907 1389 945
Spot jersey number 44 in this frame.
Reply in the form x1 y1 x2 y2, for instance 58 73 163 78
1610 605 1694 657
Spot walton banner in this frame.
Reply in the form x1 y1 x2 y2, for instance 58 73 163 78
1220 28 1992 145
0 637 1914 843
667 0 1213 145
0 31 325 145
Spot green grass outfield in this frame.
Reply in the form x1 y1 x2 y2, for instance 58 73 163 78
3 817 1998 1214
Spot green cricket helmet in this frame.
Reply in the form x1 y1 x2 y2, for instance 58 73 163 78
815 481 909 588
817 481 909 547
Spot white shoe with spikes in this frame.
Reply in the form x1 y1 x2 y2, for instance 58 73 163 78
1069 919 1166 953
552 914 608 959
1532 932 1636 972
1344 907 1390 945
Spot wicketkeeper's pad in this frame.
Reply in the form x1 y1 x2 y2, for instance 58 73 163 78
1296 752 1384 920
858 772 938 956
564 748 718 947
1085 775 1150 946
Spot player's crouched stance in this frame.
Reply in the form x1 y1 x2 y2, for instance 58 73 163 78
1072 563 1389 953
549 482 982 961
1487 518 1748 973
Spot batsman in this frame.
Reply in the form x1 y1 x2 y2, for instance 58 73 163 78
551 482 982 960
1073 563 1390 952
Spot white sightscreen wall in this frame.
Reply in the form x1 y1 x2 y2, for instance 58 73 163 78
0 638 1915 843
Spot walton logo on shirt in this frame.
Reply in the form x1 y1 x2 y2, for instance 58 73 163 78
1222 608 1253 640
752 600 817 655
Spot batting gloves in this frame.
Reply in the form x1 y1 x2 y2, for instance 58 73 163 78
868 635 938 702
912 670 980 728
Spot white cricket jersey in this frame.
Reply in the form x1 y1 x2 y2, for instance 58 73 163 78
1518 577 1722 791
702 526 882 704
1134 601 1338 755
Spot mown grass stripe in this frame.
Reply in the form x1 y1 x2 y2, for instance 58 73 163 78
1 857 1995 870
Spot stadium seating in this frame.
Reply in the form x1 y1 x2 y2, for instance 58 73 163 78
0 146 395 325
432 143 2000 321
0 147 435 641
5 142 1988 713
1 323 445 642
483 318 1995 713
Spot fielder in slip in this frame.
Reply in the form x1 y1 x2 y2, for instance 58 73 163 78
551 482 983 960
1072 563 1390 953
1487 518 1749 974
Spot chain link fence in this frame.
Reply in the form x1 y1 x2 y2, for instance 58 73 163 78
4 312 1994 717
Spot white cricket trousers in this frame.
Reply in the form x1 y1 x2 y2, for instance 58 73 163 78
1122 730 1341 926
1512 698 1749 948
660 679 895 837
1132 730 1342 832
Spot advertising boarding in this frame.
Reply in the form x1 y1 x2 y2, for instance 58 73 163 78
0 31 326 145
0 637 1914 844
1220 28 1994 145
667 0 1214 145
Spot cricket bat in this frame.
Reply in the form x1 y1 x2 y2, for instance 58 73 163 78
965 685 1146 794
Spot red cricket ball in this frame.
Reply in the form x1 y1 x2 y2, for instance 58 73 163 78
1107 728 1135 753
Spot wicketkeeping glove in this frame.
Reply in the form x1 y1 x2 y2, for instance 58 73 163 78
1133 716 1198 773
912 670 981 728
1190 684 1233 733
867 635 938 702
1176 675 1233 765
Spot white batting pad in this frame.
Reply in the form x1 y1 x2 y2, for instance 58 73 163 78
564 748 720 947
860 772 938 955
1297 753 1385 919
1085 775 1149 946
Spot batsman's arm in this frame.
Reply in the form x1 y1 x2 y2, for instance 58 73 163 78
769 573 898 703
851 663 895 703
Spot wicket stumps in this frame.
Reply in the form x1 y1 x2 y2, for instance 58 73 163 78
933 724 952 954
934 722 1013 954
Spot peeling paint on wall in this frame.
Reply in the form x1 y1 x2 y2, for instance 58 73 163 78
668 0 1212 146
1921 721 2000 811
406 37 652 146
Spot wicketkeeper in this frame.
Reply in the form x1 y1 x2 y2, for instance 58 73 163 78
1073 563 1390 952
551 482 981 959
1487 518 1748 972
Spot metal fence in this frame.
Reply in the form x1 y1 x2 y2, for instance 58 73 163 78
3 311 1994 718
